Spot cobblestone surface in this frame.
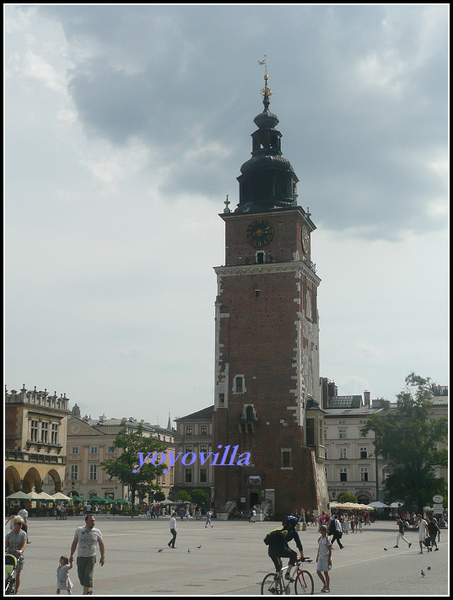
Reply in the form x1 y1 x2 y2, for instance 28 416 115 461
8 516 449 596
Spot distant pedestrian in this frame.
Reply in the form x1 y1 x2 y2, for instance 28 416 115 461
69 514 105 595
249 508 256 523
328 514 344 549
427 517 440 551
205 509 213 528
56 555 73 594
394 515 412 548
415 514 428 554
18 506 30 543
168 512 177 548
316 525 332 593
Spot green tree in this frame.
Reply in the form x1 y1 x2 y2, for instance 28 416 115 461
190 489 210 507
101 424 168 506
361 373 447 513
338 493 358 504
174 490 191 502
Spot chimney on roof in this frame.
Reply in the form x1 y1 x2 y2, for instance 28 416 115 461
364 391 371 407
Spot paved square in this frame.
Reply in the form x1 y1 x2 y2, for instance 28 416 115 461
8 516 448 595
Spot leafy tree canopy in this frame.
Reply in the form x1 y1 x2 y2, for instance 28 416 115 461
361 373 447 513
101 424 168 504
338 493 358 504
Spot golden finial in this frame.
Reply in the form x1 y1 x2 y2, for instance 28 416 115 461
258 55 272 107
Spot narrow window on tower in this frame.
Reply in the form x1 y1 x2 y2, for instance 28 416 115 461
281 448 292 469
255 289 260 298
256 252 265 264
233 375 245 394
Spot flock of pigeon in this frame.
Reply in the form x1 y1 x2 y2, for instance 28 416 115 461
157 544 202 553
382 547 433 578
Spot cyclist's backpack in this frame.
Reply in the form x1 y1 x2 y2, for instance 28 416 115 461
327 519 336 536
263 527 287 545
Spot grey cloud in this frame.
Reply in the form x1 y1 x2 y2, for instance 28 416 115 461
38 4 447 240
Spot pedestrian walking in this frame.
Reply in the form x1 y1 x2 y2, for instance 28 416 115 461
316 525 332 593
5 516 27 594
427 517 440 551
394 515 412 548
168 512 177 548
56 555 73 594
69 514 105 595
328 514 344 549
415 514 428 554
205 509 213 528
18 505 31 543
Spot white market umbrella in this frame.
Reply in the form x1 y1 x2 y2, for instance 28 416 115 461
6 491 30 500
368 501 388 508
52 492 71 501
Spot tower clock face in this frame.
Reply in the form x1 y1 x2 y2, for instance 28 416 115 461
246 219 274 248
301 225 309 253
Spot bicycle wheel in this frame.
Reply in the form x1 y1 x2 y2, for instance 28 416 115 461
294 569 314 595
261 572 281 595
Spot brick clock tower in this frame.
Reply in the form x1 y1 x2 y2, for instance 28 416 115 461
213 70 328 519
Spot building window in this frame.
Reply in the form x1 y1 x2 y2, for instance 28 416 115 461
200 425 208 435
281 449 292 469
219 393 225 406
255 289 261 298
234 375 245 394
71 446 79 455
51 423 58 444
41 422 49 443
90 446 98 455
256 252 265 264
30 420 39 442
107 445 115 454
185 469 192 483
340 467 347 482
185 445 193 454
306 418 315 446
360 447 368 459
339 447 347 459
339 428 346 439
89 465 98 481
361 468 369 482
186 425 192 435
71 464 79 481
200 445 208 455
200 469 207 483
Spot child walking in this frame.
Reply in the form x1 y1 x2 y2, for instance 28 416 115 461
56 555 73 594
316 525 332 593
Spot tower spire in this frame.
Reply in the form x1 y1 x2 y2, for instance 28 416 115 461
258 55 272 110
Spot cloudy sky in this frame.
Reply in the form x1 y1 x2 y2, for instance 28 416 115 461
5 5 448 426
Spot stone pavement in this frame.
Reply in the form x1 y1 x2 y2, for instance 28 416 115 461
8 516 449 596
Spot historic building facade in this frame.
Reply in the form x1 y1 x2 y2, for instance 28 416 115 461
5 385 70 495
63 408 175 502
172 406 214 503
212 71 328 518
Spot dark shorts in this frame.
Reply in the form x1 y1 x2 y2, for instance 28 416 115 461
268 544 298 571
77 556 96 587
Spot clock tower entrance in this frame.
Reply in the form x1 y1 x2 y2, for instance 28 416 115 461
213 70 328 519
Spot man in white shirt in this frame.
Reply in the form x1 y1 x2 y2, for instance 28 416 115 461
18 506 30 543
70 514 105 595
416 513 428 554
168 512 177 548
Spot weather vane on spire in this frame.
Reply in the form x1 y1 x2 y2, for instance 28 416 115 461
258 55 272 109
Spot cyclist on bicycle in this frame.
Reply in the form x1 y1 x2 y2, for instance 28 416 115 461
265 515 307 581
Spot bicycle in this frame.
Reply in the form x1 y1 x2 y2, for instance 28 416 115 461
261 558 314 595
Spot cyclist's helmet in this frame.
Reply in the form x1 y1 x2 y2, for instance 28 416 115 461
285 515 299 528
